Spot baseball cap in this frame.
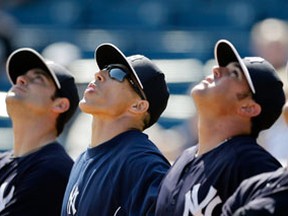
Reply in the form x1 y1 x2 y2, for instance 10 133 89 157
95 43 169 129
6 48 79 123
215 39 285 133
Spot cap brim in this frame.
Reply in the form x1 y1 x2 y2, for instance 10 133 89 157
95 43 144 90
6 48 61 89
214 39 256 94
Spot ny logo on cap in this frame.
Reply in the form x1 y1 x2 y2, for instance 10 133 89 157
128 55 144 62
244 57 265 63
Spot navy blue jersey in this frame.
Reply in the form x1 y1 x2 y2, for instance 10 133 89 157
222 167 288 216
61 130 171 216
0 142 73 216
155 136 282 216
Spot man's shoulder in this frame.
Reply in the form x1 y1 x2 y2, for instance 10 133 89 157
36 142 72 160
0 150 13 160
0 150 13 169
228 136 275 157
26 143 73 174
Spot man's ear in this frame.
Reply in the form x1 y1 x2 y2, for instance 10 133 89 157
238 101 261 118
52 98 70 114
130 100 149 114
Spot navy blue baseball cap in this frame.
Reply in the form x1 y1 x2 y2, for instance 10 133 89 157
95 43 169 129
6 48 79 123
215 39 285 134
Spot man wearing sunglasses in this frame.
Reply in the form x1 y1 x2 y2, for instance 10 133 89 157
61 43 171 215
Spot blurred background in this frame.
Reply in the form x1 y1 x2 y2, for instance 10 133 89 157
1 0 288 162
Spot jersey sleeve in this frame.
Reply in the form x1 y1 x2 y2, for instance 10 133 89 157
222 168 288 216
232 198 276 216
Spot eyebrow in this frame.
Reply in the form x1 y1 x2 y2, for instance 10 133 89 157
32 68 53 80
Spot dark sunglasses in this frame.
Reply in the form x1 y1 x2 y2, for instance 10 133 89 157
103 64 147 100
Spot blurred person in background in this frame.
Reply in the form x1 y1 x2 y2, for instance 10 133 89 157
250 18 288 164
61 43 171 215
250 18 288 91
145 61 202 163
0 11 17 132
155 39 285 216
146 111 198 163
147 88 198 164
0 48 79 215
0 11 17 92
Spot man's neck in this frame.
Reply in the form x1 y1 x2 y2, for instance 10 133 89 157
12 119 57 157
90 116 141 148
197 116 249 156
